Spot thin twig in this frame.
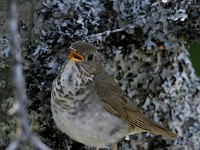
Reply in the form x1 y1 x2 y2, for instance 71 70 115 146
85 25 135 40
6 139 20 150
6 0 51 149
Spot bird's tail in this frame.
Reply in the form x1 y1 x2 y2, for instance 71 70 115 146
150 122 179 140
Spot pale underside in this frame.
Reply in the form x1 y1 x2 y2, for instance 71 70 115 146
51 61 132 147
51 60 177 148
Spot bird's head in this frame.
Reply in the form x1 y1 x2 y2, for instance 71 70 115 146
68 41 105 75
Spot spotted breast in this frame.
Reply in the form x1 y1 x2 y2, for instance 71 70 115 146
51 60 131 148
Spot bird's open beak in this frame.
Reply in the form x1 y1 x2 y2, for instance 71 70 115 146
68 50 84 62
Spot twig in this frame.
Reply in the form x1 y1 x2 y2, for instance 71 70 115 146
85 25 135 40
6 0 51 149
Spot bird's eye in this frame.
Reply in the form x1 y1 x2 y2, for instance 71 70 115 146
87 53 95 61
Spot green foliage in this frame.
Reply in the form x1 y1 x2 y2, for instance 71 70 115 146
189 43 200 77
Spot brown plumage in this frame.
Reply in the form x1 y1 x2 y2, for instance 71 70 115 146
51 41 179 150
95 68 178 140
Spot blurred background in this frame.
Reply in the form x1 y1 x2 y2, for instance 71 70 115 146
189 43 200 76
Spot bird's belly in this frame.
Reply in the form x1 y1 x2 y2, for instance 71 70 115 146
51 101 130 147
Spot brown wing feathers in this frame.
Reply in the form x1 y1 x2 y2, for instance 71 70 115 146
102 95 179 139
95 70 179 139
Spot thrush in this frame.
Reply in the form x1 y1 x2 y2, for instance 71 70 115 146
51 41 179 150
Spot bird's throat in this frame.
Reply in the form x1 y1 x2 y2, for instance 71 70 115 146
52 61 94 112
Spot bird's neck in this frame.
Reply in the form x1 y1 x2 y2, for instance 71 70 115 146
60 61 94 89
52 61 94 110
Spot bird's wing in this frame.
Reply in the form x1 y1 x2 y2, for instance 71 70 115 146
94 70 178 139
95 71 150 130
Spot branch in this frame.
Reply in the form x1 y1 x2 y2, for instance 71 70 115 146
86 25 136 40
6 0 51 149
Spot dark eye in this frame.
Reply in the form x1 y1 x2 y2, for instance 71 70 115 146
87 53 95 61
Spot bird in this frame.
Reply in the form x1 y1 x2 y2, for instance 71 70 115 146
51 41 179 150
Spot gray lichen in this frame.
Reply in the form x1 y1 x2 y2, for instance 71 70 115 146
0 0 200 149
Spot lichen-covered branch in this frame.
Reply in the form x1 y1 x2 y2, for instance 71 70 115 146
6 0 50 149
0 0 200 150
